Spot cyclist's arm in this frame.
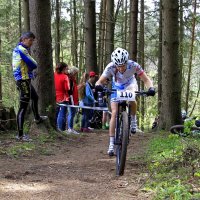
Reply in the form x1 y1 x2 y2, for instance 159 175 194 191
139 72 153 88
95 75 108 86
96 63 113 86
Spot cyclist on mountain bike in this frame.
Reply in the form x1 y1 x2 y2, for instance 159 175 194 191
95 47 155 156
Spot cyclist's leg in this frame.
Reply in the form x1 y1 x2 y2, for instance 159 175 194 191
130 101 137 133
130 101 137 115
109 102 118 136
126 82 138 134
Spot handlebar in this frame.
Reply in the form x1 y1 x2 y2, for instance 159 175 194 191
135 91 149 96
97 87 149 96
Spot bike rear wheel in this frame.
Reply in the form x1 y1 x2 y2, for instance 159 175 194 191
170 125 200 137
116 111 129 176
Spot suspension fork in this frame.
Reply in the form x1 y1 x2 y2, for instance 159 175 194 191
128 103 131 133
127 103 131 144
114 103 121 145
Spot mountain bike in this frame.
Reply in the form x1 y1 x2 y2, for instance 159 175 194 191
170 118 200 137
98 88 148 176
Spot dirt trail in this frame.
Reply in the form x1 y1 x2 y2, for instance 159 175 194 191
0 131 153 200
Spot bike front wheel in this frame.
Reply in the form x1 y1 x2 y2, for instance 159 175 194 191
116 111 129 176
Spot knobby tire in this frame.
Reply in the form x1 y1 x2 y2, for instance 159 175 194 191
170 125 200 136
116 111 129 176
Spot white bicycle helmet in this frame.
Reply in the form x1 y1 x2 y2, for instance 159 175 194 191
111 47 129 66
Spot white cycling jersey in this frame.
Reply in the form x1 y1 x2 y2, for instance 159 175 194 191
102 60 144 89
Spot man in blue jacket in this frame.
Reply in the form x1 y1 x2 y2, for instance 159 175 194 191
12 32 47 141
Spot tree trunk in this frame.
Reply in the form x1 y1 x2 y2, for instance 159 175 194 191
158 0 162 114
179 0 184 94
189 80 199 116
159 0 182 130
84 0 97 72
185 0 197 113
138 0 144 130
70 0 78 67
73 0 78 67
19 0 22 36
122 0 128 49
29 0 55 126
0 34 2 113
129 0 138 60
23 0 30 31
79 9 85 74
55 0 60 64
105 0 114 65
98 0 106 73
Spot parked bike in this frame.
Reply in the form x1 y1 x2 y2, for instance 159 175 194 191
170 117 200 137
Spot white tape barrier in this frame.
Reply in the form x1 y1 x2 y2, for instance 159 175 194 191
58 103 109 111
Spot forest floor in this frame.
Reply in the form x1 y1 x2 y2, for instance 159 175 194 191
0 129 155 200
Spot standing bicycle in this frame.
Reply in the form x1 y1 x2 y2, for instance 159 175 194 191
95 47 155 175
170 116 200 137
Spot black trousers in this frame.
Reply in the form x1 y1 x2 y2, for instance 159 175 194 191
16 79 40 136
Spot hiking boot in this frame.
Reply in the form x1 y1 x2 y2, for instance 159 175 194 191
34 116 48 124
130 119 137 134
67 129 80 135
16 134 32 142
107 144 114 156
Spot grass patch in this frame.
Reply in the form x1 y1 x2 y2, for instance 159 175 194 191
142 133 200 199
0 130 68 158
6 142 36 158
0 129 85 159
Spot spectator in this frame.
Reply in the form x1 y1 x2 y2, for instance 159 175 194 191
78 72 89 101
88 71 98 129
12 31 47 142
101 78 110 130
79 72 96 132
67 66 79 134
54 62 70 131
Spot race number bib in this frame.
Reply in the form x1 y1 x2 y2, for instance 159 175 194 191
116 90 136 101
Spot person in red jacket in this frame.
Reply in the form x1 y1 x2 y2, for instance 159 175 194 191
54 62 70 131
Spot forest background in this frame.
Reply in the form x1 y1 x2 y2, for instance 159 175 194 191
0 0 199 130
